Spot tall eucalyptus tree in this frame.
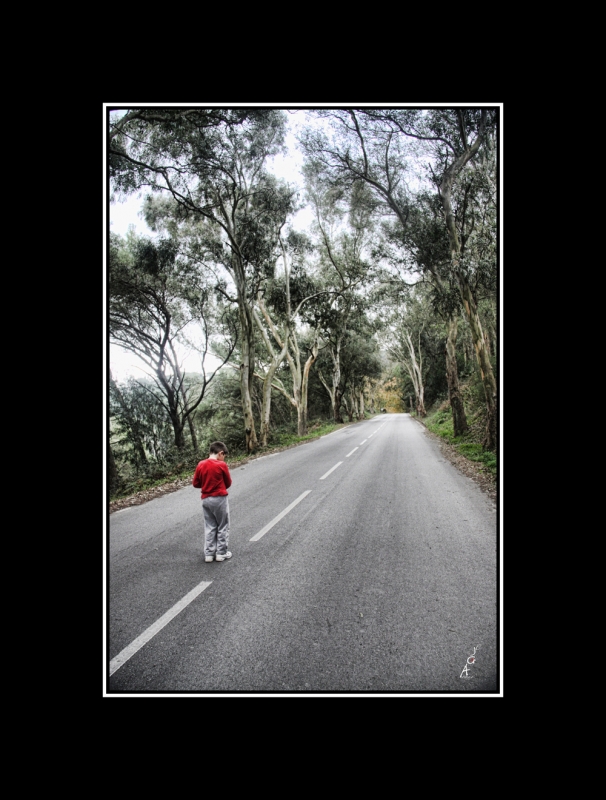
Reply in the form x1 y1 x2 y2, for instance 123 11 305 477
253 229 325 441
380 190 469 434
301 108 498 448
109 108 295 452
304 173 374 423
109 231 235 451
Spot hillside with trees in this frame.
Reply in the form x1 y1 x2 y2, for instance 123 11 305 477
108 106 499 502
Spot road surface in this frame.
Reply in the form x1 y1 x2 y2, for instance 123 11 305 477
107 414 499 694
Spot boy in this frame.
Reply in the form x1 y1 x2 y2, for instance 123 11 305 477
193 441 233 562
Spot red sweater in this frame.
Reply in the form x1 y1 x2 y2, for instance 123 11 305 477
193 458 232 499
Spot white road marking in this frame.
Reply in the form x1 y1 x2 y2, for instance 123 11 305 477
250 490 312 542
345 447 359 458
320 462 343 480
359 439 368 445
109 580 212 676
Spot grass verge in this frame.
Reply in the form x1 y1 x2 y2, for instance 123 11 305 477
423 406 497 477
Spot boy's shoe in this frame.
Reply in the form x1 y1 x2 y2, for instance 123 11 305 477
205 555 214 562
215 551 232 562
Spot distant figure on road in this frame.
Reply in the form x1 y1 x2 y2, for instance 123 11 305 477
193 441 233 563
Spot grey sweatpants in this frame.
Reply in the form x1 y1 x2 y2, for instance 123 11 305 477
202 495 230 557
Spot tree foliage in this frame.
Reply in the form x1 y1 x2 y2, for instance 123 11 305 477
109 230 235 451
108 106 499 494
300 107 498 446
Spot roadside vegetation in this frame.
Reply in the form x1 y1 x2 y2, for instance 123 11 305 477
421 382 497 479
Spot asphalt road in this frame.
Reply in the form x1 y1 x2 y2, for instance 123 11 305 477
107 413 499 694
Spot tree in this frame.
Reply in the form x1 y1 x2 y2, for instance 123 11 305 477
361 109 497 447
386 190 469 434
252 229 325 440
109 109 295 453
304 173 374 423
109 231 234 451
382 289 432 418
339 329 383 421
110 373 150 470
109 108 255 198
110 373 177 477
301 108 498 448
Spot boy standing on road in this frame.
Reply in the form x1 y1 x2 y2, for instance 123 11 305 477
193 441 233 562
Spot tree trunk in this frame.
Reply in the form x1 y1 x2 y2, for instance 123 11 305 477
402 330 426 417
334 386 344 423
457 270 496 449
172 354 198 451
344 396 355 422
297 404 307 437
318 370 343 424
108 442 119 494
170 410 186 449
161 381 186 450
259 354 285 447
298 343 318 436
319 338 343 423
253 301 291 448
445 316 468 437
186 413 198 451
368 382 376 414
259 375 273 448
238 300 258 453
440 136 497 451
294 382 305 437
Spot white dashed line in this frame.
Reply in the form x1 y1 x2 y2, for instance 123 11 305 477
345 447 359 458
320 462 343 480
109 580 212 676
359 439 367 445
250 490 312 542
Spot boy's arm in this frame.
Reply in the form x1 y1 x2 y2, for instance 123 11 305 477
222 463 232 489
193 464 202 488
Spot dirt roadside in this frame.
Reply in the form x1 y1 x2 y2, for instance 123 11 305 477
419 424 497 505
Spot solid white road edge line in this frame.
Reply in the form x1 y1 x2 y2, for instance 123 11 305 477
345 447 359 458
319 462 343 480
250 490 312 542
109 580 212 677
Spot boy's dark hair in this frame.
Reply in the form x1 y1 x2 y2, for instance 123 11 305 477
209 441 228 455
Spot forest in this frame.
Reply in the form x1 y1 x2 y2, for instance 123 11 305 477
108 107 498 500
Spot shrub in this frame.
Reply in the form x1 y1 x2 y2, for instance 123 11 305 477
425 408 454 439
